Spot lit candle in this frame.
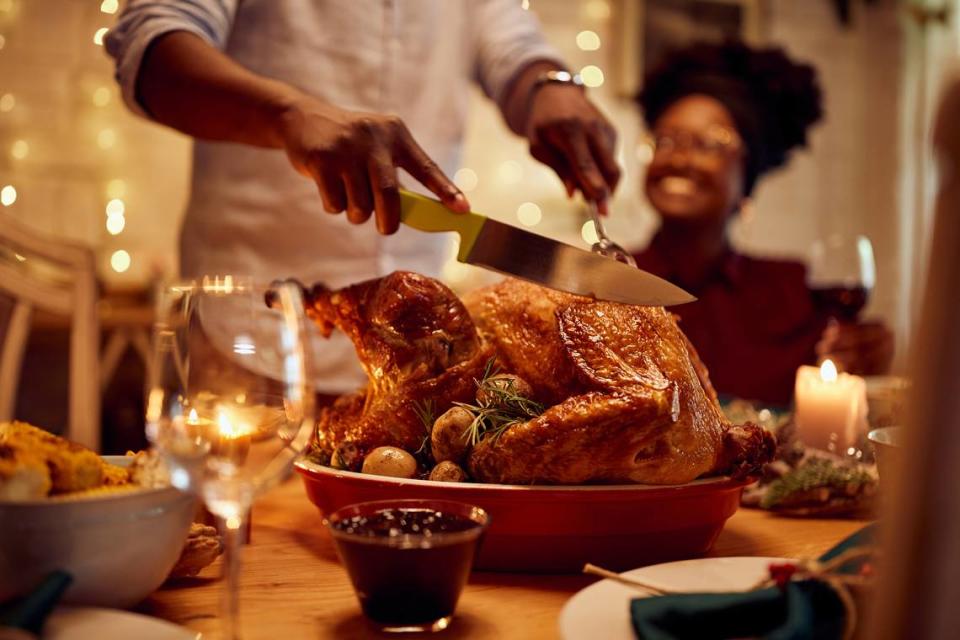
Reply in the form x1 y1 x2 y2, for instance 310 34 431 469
213 407 252 466
794 359 869 454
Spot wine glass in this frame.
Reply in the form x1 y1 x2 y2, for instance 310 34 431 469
146 276 315 640
807 234 876 322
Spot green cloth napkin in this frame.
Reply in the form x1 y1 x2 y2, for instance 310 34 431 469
0 571 72 635
630 524 875 640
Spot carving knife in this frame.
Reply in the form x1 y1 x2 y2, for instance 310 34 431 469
399 190 695 307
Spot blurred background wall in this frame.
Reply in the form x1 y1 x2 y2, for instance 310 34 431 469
0 0 955 371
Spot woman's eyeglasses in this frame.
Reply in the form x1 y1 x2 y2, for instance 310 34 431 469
645 125 743 159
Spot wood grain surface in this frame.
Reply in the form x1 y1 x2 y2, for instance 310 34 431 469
138 478 870 640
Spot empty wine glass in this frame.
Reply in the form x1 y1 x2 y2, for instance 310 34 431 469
807 234 876 322
146 276 315 640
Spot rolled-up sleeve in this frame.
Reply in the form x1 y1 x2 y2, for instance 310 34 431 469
104 0 237 117
469 0 566 107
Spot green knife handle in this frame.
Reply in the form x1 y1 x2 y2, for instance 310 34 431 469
399 189 486 261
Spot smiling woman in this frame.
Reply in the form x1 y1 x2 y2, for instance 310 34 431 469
630 41 893 405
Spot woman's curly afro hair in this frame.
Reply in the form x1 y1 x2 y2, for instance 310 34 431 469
637 40 824 195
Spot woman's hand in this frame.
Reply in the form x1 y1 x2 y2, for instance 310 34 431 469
525 84 620 212
815 319 895 375
278 98 469 234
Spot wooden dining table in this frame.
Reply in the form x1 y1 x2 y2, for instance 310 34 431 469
139 478 870 640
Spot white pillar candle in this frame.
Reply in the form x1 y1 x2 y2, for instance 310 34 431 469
794 359 869 454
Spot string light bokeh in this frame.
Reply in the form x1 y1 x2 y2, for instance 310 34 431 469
0 0 191 282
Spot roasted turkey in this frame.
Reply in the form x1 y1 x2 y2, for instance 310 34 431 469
305 271 773 485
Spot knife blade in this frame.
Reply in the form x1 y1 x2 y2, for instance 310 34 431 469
399 190 695 307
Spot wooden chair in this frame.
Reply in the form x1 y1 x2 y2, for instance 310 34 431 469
0 212 100 450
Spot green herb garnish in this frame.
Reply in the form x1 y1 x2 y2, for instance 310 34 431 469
761 457 875 509
457 358 543 446
413 398 437 458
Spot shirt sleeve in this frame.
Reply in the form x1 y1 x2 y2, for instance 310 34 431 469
104 0 238 118
469 0 567 107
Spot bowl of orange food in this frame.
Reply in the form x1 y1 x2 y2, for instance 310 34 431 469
295 274 775 572
0 422 195 607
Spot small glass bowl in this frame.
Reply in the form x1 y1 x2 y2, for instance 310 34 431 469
326 499 489 633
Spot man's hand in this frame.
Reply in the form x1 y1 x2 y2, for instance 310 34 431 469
278 98 469 234
816 319 895 375
525 84 620 212
136 32 468 235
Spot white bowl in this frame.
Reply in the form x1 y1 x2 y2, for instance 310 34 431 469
0 456 195 608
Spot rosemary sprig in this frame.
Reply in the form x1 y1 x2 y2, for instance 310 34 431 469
413 398 436 457
457 359 543 447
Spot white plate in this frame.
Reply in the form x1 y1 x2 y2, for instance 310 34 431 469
558 556 792 640
42 607 197 640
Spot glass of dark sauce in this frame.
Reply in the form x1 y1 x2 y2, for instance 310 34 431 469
326 499 490 633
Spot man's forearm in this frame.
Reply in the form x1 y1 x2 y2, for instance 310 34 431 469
137 31 304 148
501 59 564 135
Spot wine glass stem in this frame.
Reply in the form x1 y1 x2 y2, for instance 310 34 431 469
220 512 246 640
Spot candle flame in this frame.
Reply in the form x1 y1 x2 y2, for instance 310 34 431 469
820 359 838 383
217 408 248 439
187 408 199 424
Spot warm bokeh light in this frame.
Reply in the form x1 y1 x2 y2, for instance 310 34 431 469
106 178 127 199
105 198 125 216
576 30 601 51
100 0 119 14
0 93 14 113
106 214 125 235
454 167 479 192
498 160 523 185
97 128 116 149
92 86 111 107
635 141 654 164
110 249 131 273
0 185 16 207
93 27 109 46
516 202 542 227
521 0 530 9
582 0 611 21
580 65 605 88
581 220 599 245
10 139 28 160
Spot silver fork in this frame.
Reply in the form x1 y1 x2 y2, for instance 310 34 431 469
586 201 637 267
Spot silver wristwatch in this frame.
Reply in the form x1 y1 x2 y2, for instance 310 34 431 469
533 69 585 90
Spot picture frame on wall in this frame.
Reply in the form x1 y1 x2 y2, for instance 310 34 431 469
610 0 770 98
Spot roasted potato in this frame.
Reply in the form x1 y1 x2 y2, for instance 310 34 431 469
431 407 473 464
330 441 362 472
361 446 418 479
476 374 534 408
429 461 468 483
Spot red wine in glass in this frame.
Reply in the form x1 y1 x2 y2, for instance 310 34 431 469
807 235 876 322
810 285 870 322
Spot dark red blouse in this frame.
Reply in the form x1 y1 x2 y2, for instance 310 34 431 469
633 235 829 406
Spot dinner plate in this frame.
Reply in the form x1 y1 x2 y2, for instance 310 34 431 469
42 607 197 640
558 556 791 640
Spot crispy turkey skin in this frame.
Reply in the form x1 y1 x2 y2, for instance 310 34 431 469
306 272 773 484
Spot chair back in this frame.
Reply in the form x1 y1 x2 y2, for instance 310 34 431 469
0 213 100 449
